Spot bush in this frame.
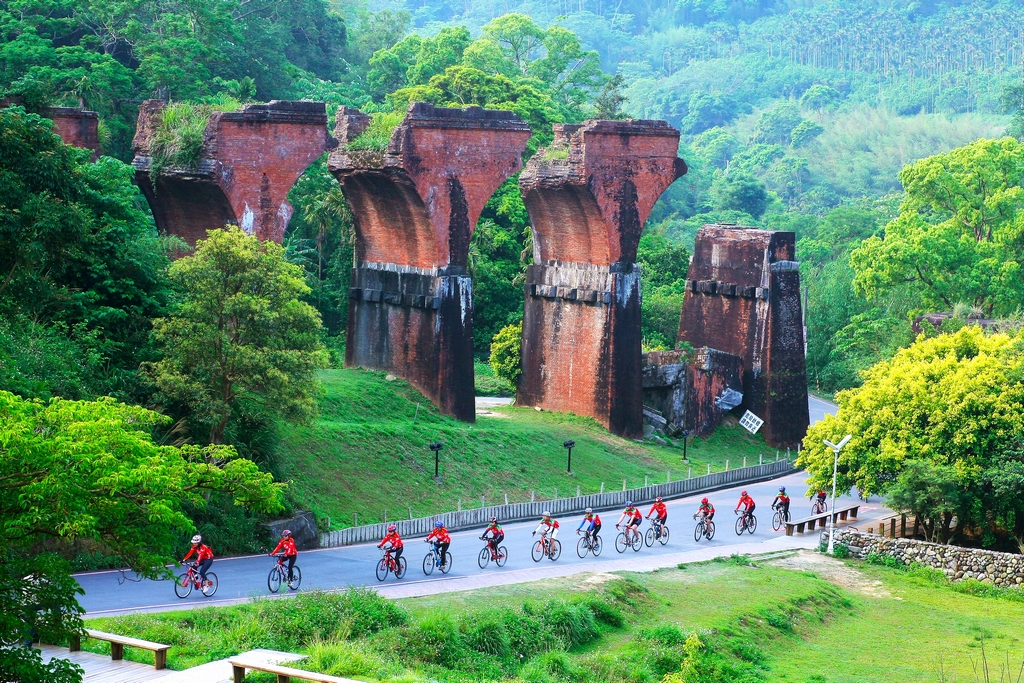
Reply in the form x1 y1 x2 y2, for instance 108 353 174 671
347 111 404 151
578 597 625 627
539 599 599 649
502 608 554 660
460 611 512 659
832 542 850 559
406 613 465 667
150 101 240 172
490 322 523 387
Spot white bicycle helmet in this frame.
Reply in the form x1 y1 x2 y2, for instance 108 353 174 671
190 534 202 544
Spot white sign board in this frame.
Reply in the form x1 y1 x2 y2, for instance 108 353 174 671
739 410 764 435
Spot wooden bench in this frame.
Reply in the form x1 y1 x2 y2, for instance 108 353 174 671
785 504 860 536
230 658 360 683
69 628 171 669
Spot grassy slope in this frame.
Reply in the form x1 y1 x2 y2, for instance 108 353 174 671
277 369 776 529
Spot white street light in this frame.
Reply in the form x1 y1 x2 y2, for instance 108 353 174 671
823 434 851 554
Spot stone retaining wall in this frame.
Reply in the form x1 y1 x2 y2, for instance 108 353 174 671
830 529 1024 587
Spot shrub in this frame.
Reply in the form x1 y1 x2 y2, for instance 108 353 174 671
637 624 687 647
832 542 850 559
539 599 599 649
520 650 577 683
405 613 465 667
605 578 650 608
490 322 523 387
347 111 404 151
578 597 625 627
460 611 512 659
502 609 554 660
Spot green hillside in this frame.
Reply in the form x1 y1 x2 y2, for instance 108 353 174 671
277 369 776 529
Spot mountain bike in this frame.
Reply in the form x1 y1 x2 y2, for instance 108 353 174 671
811 498 828 515
477 538 508 568
174 562 218 598
376 548 407 581
693 514 715 542
422 541 453 575
531 534 561 561
771 505 791 531
734 509 757 535
576 530 603 558
645 519 670 547
267 554 301 593
614 524 643 553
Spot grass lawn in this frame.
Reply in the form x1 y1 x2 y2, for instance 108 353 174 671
80 551 1024 681
276 368 777 528
474 359 515 397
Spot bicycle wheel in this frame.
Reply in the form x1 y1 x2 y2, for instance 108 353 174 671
659 526 670 545
694 522 704 543
478 547 491 569
644 528 655 547
496 546 508 567
735 516 745 535
422 551 435 576
174 572 193 598
440 552 452 575
615 532 628 553
268 566 282 593
706 521 716 540
630 531 643 552
592 535 602 556
747 515 757 534
577 536 590 558
288 566 302 591
549 539 561 561
201 572 218 597
396 556 408 579
772 510 783 531
531 541 545 562
376 558 389 582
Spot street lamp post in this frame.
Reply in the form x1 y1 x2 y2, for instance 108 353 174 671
822 434 852 554
429 442 444 479
563 440 575 474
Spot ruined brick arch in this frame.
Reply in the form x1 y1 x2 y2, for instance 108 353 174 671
132 99 336 246
328 103 532 422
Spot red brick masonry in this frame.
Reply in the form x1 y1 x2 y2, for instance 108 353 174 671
517 120 687 438
48 108 100 160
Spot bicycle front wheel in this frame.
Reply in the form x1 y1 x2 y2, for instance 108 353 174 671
735 516 745 535
288 566 302 591
576 536 589 558
659 526 670 545
531 541 544 562
422 551 435 575
772 511 783 531
174 572 192 598
592 535 602 556
615 532 628 553
201 572 218 597
396 557 408 579
549 539 561 561
268 566 282 593
694 522 704 543
495 546 508 567
644 528 655 547
376 558 389 582
747 515 757 534
478 547 491 569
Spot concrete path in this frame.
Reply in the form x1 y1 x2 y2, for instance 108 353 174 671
75 472 886 617
808 394 838 425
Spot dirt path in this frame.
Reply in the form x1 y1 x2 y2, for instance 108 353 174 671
768 549 890 598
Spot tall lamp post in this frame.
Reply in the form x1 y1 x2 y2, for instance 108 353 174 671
563 440 575 474
822 434 852 554
429 442 444 479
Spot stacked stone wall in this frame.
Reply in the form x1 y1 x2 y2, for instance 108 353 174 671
831 529 1024 588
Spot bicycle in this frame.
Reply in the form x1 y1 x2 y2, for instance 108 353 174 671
531 534 561 561
693 514 715 542
267 555 302 593
614 524 643 553
645 519 670 547
477 537 508 569
811 498 828 515
576 530 603 558
734 509 757 535
174 562 218 598
375 548 407 581
422 541 453 575
771 505 791 531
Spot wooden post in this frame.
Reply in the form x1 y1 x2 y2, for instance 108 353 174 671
69 635 81 652
622 479 627 491
277 674 290 683
725 460 729 471
600 482 604 493
576 485 581 497
531 490 535 502
233 664 245 683
111 642 124 661
155 650 167 670
505 494 509 505
901 515 907 538
913 517 920 538
890 519 896 538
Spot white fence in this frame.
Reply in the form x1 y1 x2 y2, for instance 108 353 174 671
319 459 793 548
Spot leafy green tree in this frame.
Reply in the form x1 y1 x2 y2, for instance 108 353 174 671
638 232 689 350
145 226 329 445
406 27 473 86
799 84 842 117
482 14 547 74
691 127 739 169
751 103 804 145
790 119 823 147
490 321 523 387
886 460 968 544
850 138 1024 315
711 172 768 219
592 74 626 119
680 91 742 134
0 389 283 681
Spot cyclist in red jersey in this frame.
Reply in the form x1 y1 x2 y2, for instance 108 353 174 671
425 521 451 566
182 534 214 585
772 487 791 520
735 490 756 519
480 516 504 554
378 525 404 562
696 497 715 521
577 508 602 539
647 497 668 526
270 529 298 581
532 512 560 550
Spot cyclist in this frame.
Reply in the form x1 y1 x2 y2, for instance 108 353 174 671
576 508 602 541
377 524 404 564
532 511 559 552
479 516 504 558
695 497 715 522
815 489 828 509
647 496 668 538
615 501 643 543
425 521 451 567
735 490 756 524
182 534 214 587
772 487 791 521
269 529 298 581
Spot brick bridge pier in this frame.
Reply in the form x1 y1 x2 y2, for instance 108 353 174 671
132 100 335 245
328 103 531 422
516 120 686 438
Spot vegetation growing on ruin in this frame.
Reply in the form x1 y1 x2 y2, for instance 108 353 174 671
346 111 405 151
149 100 241 176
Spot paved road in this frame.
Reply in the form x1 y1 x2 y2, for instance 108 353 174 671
75 472 884 616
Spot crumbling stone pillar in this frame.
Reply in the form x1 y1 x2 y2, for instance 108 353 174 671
48 108 100 160
328 103 531 422
132 100 334 245
517 120 687 438
676 225 810 447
